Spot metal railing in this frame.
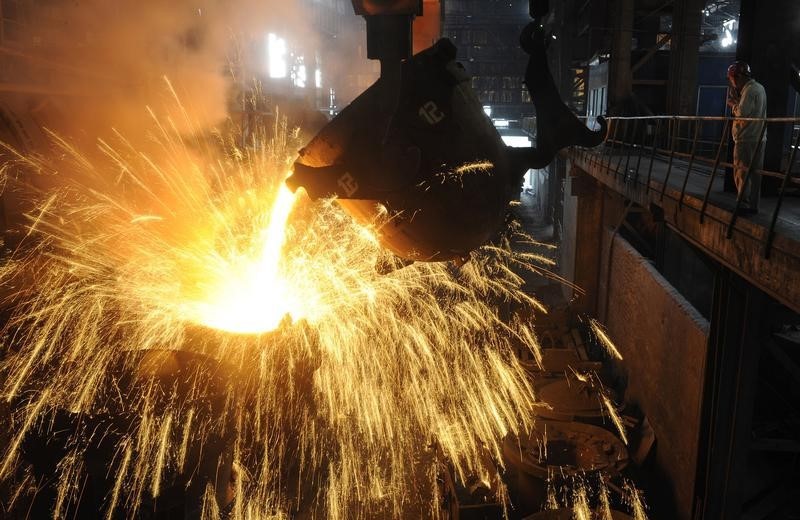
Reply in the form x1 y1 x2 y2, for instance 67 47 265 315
575 115 800 259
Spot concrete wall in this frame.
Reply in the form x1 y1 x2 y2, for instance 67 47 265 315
559 170 711 518
598 229 710 520
559 169 604 313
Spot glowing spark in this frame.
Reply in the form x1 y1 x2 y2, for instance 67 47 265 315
590 318 623 360
573 484 592 520
599 478 614 520
602 393 629 445
177 408 195 472
106 442 133 520
568 369 628 444
54 452 84 519
455 161 494 175
425 160 494 188
546 483 560 510
570 368 591 383
626 480 650 520
0 389 52 480
131 215 164 224
151 412 173 497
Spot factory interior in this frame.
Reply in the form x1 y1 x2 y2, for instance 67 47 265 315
0 0 799 518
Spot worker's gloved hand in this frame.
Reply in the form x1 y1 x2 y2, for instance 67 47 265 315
726 87 740 109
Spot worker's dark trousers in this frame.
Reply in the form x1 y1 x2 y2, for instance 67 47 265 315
733 139 766 210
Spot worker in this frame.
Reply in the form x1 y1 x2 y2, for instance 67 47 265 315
726 61 767 216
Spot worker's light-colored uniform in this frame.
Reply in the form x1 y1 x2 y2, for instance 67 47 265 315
732 78 767 210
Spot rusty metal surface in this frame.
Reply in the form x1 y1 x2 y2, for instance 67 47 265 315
535 377 606 422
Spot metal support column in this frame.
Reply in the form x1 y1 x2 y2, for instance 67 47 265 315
608 0 634 109
737 0 800 191
570 171 604 314
666 0 704 116
693 269 766 519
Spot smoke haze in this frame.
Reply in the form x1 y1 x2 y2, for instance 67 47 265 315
1 0 316 142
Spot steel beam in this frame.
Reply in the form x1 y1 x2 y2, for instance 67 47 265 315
694 269 765 519
666 0 703 115
608 0 634 108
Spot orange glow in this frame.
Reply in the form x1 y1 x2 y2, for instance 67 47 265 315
186 182 300 334
0 107 549 518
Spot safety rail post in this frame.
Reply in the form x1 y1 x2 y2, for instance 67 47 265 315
633 119 647 185
700 118 731 223
678 119 703 209
605 118 620 175
726 122 769 239
595 117 611 171
584 144 592 170
763 126 800 258
660 117 679 201
581 118 592 168
646 118 663 195
590 135 601 171
584 122 597 170
600 119 612 171
615 118 631 178
623 119 638 181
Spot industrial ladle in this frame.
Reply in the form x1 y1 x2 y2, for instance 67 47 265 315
288 0 607 262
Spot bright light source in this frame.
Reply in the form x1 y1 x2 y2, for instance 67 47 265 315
721 29 734 47
483 105 492 117
295 64 307 88
268 33 287 79
501 135 532 148
315 69 322 89
493 119 510 128
720 19 737 48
